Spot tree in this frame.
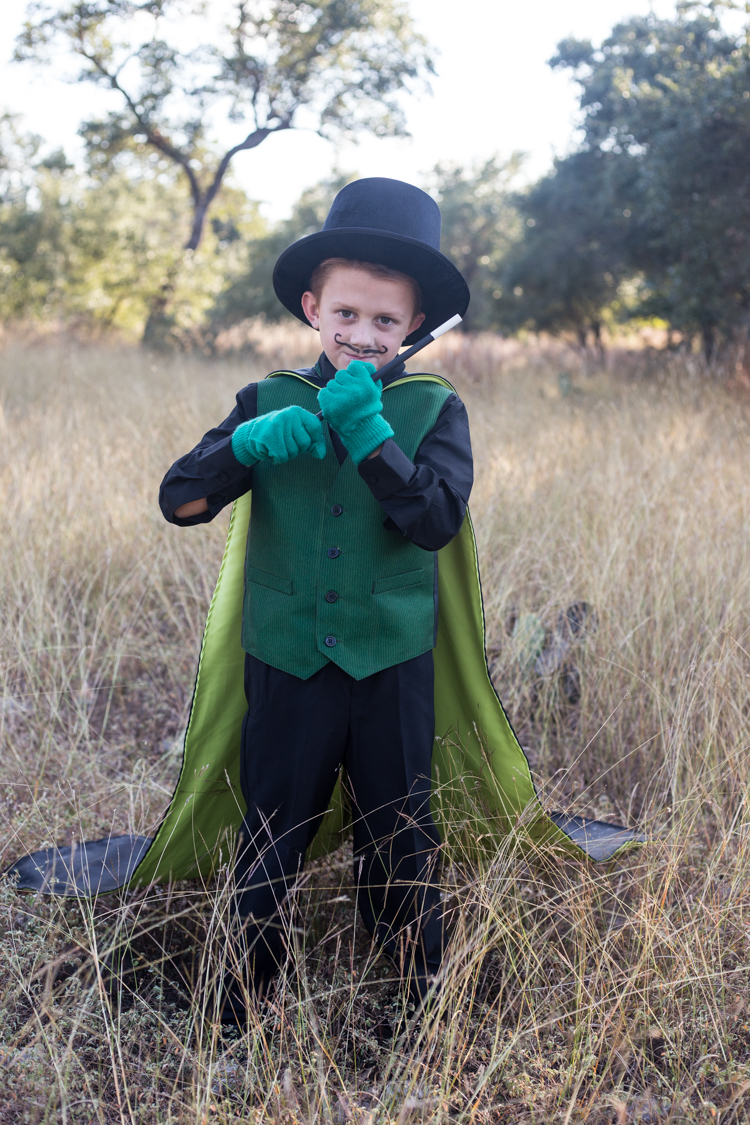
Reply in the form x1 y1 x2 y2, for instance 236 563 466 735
0 116 262 337
16 0 433 343
550 2 750 356
499 149 638 347
427 157 521 333
209 170 352 331
0 115 80 323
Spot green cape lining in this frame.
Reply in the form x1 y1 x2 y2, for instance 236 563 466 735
128 373 640 888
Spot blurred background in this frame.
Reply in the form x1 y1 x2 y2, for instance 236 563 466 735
0 0 747 359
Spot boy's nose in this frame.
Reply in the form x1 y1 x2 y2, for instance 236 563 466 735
348 321 376 348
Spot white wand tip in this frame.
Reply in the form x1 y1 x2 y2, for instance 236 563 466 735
431 314 463 339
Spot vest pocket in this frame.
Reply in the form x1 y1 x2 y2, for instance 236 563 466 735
372 568 425 594
247 566 293 595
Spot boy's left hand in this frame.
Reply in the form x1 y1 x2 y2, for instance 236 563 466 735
317 360 395 465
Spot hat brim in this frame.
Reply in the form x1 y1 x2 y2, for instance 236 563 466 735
272 228 470 346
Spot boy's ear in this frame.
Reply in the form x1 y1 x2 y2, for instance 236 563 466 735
407 311 426 339
301 290 321 329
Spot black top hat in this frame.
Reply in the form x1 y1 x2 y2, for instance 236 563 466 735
273 177 470 346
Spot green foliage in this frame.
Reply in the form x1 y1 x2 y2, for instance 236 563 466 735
499 151 638 345
0 116 265 338
512 2 750 351
210 171 353 327
16 0 433 253
428 157 522 333
8 2 750 353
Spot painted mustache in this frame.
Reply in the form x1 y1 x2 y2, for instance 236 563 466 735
334 334 388 357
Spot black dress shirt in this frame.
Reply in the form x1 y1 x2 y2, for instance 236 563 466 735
159 353 473 552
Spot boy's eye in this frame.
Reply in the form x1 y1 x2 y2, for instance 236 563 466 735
339 309 354 319
378 316 394 325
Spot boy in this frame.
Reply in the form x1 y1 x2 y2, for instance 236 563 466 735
9 175 642 970
9 184 639 969
160 177 472 1015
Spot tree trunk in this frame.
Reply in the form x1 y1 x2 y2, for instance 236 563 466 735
142 195 208 345
139 127 275 346
187 197 210 253
142 266 180 350
702 323 716 363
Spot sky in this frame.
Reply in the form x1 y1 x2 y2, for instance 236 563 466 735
0 0 683 222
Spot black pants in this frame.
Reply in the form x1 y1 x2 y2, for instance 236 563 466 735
234 650 444 1001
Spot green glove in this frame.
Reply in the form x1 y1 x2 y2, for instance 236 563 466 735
317 360 395 465
231 405 326 466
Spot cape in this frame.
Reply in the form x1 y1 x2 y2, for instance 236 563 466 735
8 373 644 896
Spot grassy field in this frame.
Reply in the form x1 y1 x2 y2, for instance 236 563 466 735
1 332 750 1123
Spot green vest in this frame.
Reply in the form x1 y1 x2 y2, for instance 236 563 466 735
241 371 452 680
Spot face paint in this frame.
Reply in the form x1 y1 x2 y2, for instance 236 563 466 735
333 333 388 359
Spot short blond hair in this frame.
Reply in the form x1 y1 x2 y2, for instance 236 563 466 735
309 257 422 318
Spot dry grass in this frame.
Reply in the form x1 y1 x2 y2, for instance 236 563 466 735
1 331 750 1123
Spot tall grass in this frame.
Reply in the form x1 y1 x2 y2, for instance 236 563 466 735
1 332 750 1123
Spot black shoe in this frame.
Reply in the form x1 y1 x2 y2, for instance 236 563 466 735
364 996 416 1046
219 984 251 1026
218 972 275 1026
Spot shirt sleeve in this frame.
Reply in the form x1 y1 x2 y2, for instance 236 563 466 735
356 393 473 551
159 383 258 525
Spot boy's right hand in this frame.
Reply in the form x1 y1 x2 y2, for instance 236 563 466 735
231 406 326 466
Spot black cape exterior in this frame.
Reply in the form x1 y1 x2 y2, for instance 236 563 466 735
8 373 645 896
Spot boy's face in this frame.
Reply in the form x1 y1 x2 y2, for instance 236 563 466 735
301 266 425 372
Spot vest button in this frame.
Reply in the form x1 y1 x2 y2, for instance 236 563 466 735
327 547 340 558
324 635 337 647
331 504 343 516
326 590 338 603
367 474 378 483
